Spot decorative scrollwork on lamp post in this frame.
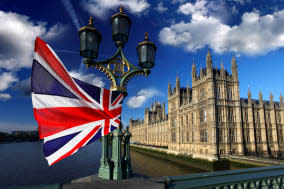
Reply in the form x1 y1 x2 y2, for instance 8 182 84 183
78 7 157 180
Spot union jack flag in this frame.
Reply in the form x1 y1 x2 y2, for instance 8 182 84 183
31 37 124 166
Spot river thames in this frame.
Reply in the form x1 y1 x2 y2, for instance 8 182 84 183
0 141 207 187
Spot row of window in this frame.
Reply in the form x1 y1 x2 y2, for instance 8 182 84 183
218 128 237 144
217 107 235 122
172 109 207 128
215 86 233 99
171 129 208 143
243 109 282 124
243 126 284 144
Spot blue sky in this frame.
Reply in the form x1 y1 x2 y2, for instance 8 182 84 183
1 0 284 131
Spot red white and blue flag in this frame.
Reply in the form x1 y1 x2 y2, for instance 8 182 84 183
31 37 124 166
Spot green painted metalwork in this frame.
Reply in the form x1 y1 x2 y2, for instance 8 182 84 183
123 127 132 178
154 165 284 189
83 45 150 95
111 127 123 180
98 135 112 179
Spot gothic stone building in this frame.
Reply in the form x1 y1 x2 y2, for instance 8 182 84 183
129 51 284 160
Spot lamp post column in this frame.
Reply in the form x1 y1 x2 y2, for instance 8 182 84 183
123 126 132 178
111 125 123 180
99 135 112 179
78 6 157 180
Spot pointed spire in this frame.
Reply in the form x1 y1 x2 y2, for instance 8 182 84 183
192 58 197 82
231 55 238 80
176 73 180 89
248 88 251 99
220 61 225 78
186 80 190 89
221 62 224 70
270 92 274 104
259 90 263 103
259 90 262 99
206 49 212 68
168 80 172 95
207 49 211 59
200 67 203 77
280 93 283 103
231 55 237 67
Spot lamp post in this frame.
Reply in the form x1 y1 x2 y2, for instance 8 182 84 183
78 7 157 180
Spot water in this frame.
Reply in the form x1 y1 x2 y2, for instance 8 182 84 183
0 142 207 187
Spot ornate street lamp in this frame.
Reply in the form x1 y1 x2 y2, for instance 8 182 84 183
78 7 156 180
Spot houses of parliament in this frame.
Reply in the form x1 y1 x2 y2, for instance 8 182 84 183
129 51 284 160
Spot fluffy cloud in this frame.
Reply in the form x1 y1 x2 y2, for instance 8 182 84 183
81 0 150 19
0 11 65 71
69 70 105 87
0 72 18 91
0 93 11 101
178 0 207 16
126 88 161 108
159 0 284 55
156 2 168 13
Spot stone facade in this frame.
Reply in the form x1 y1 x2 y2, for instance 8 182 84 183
129 51 284 160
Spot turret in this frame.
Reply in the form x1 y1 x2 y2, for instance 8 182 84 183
192 60 197 82
145 106 149 115
206 49 213 76
206 49 212 68
176 74 180 91
259 90 263 105
248 88 252 104
168 81 171 96
280 93 283 106
221 62 225 79
270 92 274 106
231 55 238 81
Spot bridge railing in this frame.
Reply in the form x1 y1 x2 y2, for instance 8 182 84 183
152 165 284 189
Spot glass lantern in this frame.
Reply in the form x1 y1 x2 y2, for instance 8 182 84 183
111 7 131 47
137 32 157 69
78 17 102 59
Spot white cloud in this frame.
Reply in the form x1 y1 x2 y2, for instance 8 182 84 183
126 88 161 108
0 93 11 101
156 2 168 13
44 24 66 39
159 1 284 55
178 0 208 16
0 72 18 91
81 0 150 19
69 70 105 87
0 11 65 71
